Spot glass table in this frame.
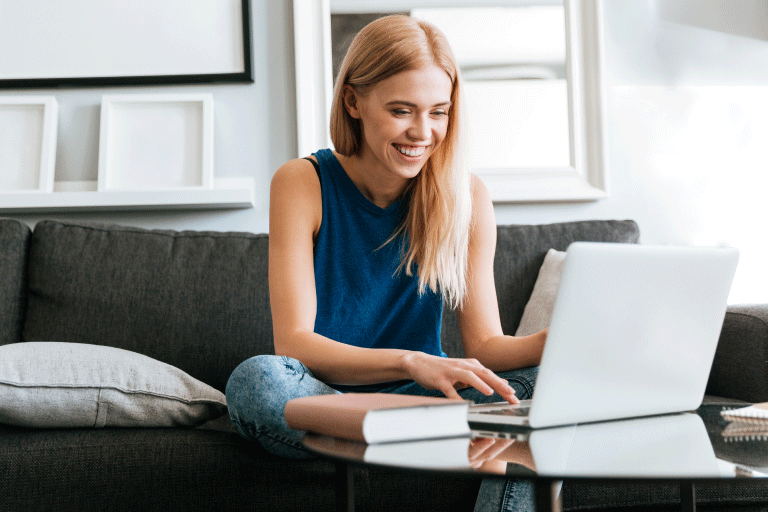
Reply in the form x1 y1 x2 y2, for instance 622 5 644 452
302 403 768 512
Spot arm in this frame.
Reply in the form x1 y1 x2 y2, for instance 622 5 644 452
269 158 403 384
457 175 547 372
268 159 516 400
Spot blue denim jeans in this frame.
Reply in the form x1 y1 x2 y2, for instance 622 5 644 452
226 355 538 512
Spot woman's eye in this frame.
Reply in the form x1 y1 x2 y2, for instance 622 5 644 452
432 110 448 117
392 109 410 116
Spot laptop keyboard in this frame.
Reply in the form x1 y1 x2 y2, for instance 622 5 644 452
482 405 531 417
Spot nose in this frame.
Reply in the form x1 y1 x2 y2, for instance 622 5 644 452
407 113 431 142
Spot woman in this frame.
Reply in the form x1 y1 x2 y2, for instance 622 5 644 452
226 14 547 511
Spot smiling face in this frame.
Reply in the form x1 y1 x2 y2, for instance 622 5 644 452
343 64 453 185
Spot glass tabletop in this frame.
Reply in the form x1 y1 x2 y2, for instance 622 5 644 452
302 404 768 480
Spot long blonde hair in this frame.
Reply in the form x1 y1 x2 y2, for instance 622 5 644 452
329 15 472 310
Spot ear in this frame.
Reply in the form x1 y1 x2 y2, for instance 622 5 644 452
343 85 362 119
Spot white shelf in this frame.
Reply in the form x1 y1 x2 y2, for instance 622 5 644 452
0 177 255 213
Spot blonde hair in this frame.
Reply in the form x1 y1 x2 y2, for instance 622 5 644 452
330 15 472 309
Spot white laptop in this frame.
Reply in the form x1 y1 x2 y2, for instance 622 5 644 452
468 242 739 429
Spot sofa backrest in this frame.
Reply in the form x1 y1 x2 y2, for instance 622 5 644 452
439 220 640 358
24 221 272 393
22 219 639 391
0 218 30 347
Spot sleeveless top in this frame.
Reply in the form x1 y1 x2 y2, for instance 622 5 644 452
310 149 445 371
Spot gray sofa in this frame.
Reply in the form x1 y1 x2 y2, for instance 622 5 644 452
1 217 767 512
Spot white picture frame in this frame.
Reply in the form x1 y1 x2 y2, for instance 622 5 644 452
293 0 608 203
97 94 214 192
0 0 252 88
0 96 58 193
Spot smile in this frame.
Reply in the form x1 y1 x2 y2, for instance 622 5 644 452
394 144 427 158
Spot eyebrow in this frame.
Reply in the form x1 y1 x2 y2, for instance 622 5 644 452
385 100 452 108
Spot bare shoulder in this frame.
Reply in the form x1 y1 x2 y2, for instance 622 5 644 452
272 157 319 192
270 157 322 235
470 173 496 236
470 173 491 202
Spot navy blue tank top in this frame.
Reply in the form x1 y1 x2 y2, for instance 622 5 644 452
311 149 445 364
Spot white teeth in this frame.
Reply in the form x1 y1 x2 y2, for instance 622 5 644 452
395 145 426 157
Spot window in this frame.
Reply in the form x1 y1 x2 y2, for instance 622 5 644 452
295 0 608 203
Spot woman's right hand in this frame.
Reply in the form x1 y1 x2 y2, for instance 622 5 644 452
400 352 518 404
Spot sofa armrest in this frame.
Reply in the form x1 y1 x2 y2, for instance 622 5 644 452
706 305 768 403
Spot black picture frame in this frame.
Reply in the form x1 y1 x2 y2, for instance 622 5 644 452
0 0 253 89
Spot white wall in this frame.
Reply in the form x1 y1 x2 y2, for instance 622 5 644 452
8 0 296 235
6 0 767 303
494 0 768 304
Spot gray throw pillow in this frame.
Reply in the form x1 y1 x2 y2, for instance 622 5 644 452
515 249 566 337
0 342 227 428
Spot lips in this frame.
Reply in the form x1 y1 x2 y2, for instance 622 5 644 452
393 144 427 158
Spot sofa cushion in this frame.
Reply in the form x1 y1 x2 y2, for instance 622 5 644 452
441 220 640 358
23 221 273 392
0 218 30 347
515 248 566 337
0 342 226 428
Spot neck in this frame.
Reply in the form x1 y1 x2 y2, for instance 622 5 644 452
334 151 410 209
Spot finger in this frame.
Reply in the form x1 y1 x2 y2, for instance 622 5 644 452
461 367 519 404
469 438 515 464
468 437 496 461
495 381 519 405
456 360 519 403
481 439 515 461
441 383 463 401
480 370 519 404
454 369 495 397
468 440 499 463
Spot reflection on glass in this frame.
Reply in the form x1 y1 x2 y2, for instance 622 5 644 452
305 435 474 470
305 412 743 478
476 413 724 478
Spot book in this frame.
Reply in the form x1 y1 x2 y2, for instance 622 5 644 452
285 393 471 444
363 436 471 468
303 433 473 469
720 403 768 425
